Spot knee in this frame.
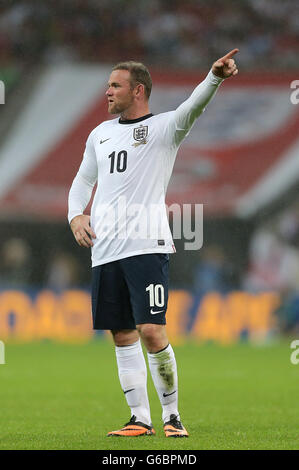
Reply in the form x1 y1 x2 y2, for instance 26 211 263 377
111 329 139 346
137 324 168 352
137 324 157 341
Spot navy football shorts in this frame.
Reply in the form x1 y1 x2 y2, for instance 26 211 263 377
91 253 169 330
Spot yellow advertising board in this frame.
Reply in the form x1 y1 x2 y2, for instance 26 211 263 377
0 289 279 344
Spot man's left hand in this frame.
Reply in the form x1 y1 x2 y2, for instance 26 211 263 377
212 48 239 79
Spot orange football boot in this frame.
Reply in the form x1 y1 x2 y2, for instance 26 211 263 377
163 414 189 438
107 415 155 437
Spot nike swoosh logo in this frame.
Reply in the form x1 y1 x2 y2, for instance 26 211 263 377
124 388 135 395
163 390 177 398
100 138 110 144
150 309 164 315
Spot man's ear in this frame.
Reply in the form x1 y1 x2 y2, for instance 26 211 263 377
135 83 145 98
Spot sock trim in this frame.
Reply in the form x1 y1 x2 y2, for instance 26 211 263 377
151 343 169 355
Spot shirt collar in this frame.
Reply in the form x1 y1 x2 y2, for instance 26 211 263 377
118 113 153 124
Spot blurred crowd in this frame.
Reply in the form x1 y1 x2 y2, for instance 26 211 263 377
243 204 299 294
0 237 82 291
191 201 299 332
242 202 299 333
0 0 298 69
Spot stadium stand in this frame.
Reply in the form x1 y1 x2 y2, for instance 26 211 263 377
0 0 298 69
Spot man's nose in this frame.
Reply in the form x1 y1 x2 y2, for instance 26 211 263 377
106 87 112 96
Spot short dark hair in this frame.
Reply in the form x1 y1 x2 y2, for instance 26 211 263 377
112 61 152 99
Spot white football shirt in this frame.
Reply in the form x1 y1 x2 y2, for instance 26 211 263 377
68 70 223 267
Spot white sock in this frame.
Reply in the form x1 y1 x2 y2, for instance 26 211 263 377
147 344 180 423
115 339 151 426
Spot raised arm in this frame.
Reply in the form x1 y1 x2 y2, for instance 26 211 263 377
68 131 98 248
170 49 239 146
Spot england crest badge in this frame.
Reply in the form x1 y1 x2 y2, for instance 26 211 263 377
132 125 148 147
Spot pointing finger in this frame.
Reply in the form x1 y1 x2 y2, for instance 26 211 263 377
219 48 239 63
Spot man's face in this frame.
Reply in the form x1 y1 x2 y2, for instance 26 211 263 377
106 69 135 115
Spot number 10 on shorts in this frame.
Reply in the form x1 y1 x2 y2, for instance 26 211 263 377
146 284 165 308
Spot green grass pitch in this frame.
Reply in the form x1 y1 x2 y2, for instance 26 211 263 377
0 338 298 450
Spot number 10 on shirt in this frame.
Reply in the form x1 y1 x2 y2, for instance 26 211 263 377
109 150 127 173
